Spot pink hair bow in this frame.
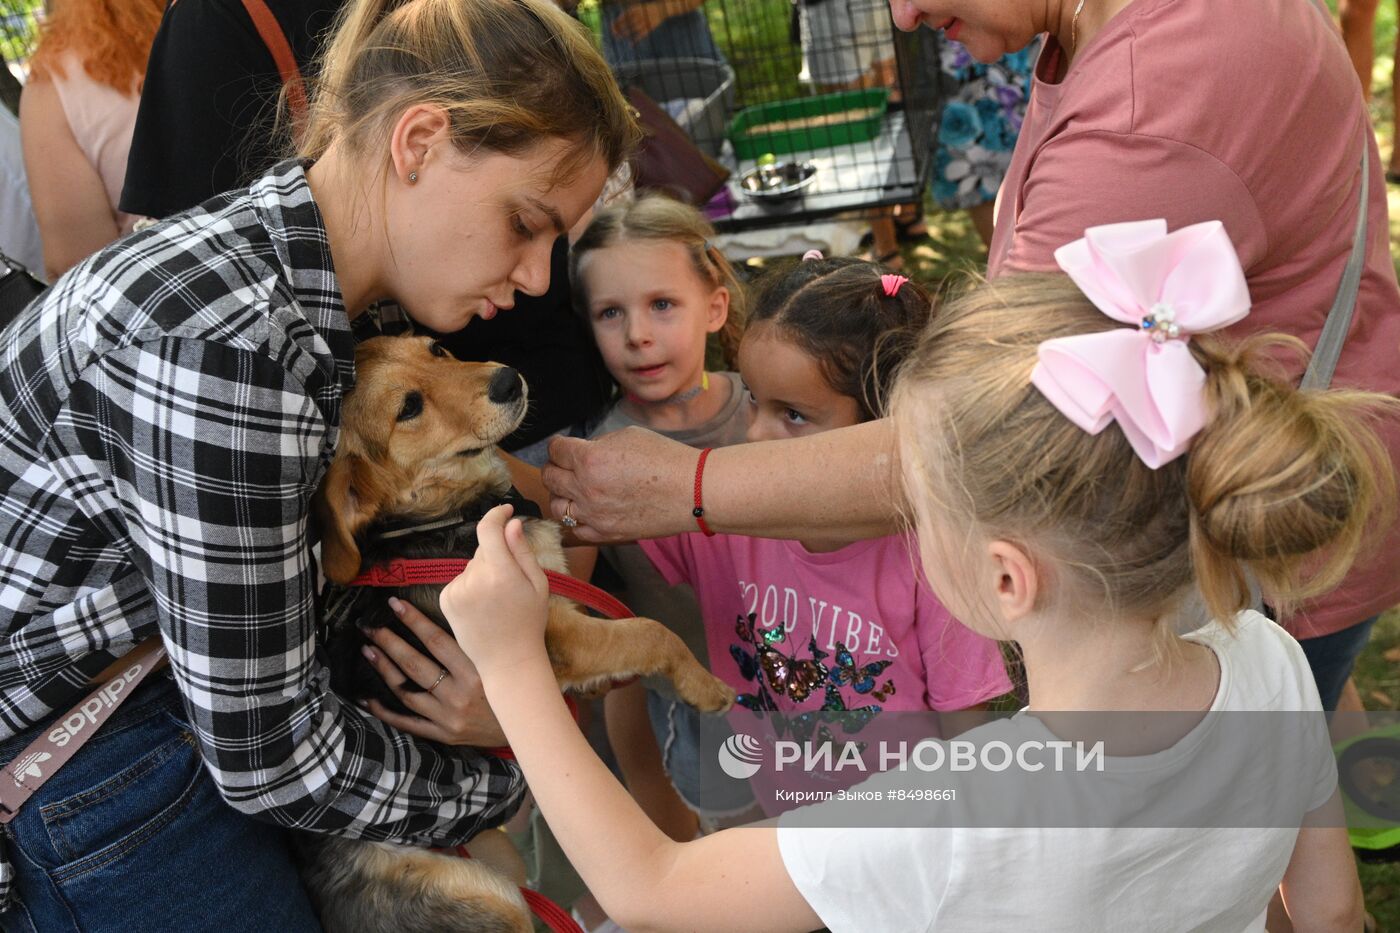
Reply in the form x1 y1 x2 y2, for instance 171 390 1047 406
1029 219 1251 468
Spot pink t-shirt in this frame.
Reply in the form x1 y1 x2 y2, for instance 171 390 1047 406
989 0 1400 638
639 532 1011 714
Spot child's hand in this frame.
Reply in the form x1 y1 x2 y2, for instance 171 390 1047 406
439 505 550 674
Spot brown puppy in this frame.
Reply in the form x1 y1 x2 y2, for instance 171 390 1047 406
303 335 734 933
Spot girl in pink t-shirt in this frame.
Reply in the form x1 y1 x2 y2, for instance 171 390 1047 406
641 255 1011 732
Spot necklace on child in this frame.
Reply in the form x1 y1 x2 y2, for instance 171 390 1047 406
627 371 710 407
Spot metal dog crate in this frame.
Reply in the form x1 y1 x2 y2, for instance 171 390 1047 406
611 57 736 158
584 0 943 233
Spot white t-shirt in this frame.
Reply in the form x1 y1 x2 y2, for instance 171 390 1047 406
777 611 1335 932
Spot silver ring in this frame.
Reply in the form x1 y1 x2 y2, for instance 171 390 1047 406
427 668 448 694
561 502 578 529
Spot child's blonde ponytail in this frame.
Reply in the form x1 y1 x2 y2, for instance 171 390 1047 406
893 274 1398 632
1187 335 1398 622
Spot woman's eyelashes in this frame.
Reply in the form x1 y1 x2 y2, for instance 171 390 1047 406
510 212 535 241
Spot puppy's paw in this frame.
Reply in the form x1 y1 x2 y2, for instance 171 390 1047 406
677 672 736 713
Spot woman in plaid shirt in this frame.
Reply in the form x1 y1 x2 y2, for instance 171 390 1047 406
0 0 636 926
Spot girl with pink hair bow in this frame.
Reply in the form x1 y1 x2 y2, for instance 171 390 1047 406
414 220 1388 931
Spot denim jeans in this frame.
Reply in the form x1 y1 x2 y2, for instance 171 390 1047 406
645 690 756 820
1298 614 1380 712
0 675 321 932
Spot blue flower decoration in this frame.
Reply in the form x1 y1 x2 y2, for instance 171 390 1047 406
974 97 1016 151
940 101 983 150
974 96 1002 123
932 147 960 202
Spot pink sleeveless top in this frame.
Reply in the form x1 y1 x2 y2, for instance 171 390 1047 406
50 50 140 235
988 0 1400 638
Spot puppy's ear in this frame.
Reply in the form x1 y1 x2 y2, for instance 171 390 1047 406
315 453 389 584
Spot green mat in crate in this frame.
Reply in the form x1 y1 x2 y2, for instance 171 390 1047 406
727 88 890 161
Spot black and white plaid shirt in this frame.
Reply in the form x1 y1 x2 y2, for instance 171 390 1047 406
0 160 524 902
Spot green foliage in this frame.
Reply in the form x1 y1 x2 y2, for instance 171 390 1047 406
0 0 41 68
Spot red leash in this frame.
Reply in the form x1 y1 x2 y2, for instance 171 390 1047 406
349 559 634 622
444 845 585 933
354 558 621 933
522 889 586 933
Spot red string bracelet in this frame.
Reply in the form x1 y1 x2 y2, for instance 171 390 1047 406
692 447 716 537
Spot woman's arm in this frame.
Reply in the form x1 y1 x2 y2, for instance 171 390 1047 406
542 420 899 543
437 507 822 933
19 75 121 280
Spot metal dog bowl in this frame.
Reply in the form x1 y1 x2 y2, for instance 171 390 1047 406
738 161 817 203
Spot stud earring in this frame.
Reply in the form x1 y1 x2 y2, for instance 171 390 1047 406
408 171 418 183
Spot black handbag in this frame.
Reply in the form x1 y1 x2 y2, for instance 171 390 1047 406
0 252 47 333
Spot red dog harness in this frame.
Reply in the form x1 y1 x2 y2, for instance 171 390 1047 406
349 559 633 621
352 558 631 933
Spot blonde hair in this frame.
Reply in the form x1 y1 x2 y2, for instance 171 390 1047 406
892 274 1396 635
569 193 747 366
29 0 165 94
300 0 638 184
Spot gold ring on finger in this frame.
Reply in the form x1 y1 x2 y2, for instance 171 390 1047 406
427 668 448 694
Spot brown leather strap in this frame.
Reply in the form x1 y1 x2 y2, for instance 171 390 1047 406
0 638 167 824
240 0 309 144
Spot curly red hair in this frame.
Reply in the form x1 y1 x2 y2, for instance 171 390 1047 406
28 0 165 94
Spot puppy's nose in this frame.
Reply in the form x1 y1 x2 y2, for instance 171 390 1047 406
487 366 524 404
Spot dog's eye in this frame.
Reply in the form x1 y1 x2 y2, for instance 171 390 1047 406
429 342 448 359
397 391 424 422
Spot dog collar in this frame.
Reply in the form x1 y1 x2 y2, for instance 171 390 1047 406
366 487 542 543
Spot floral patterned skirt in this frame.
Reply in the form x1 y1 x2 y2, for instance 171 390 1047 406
932 38 1041 211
